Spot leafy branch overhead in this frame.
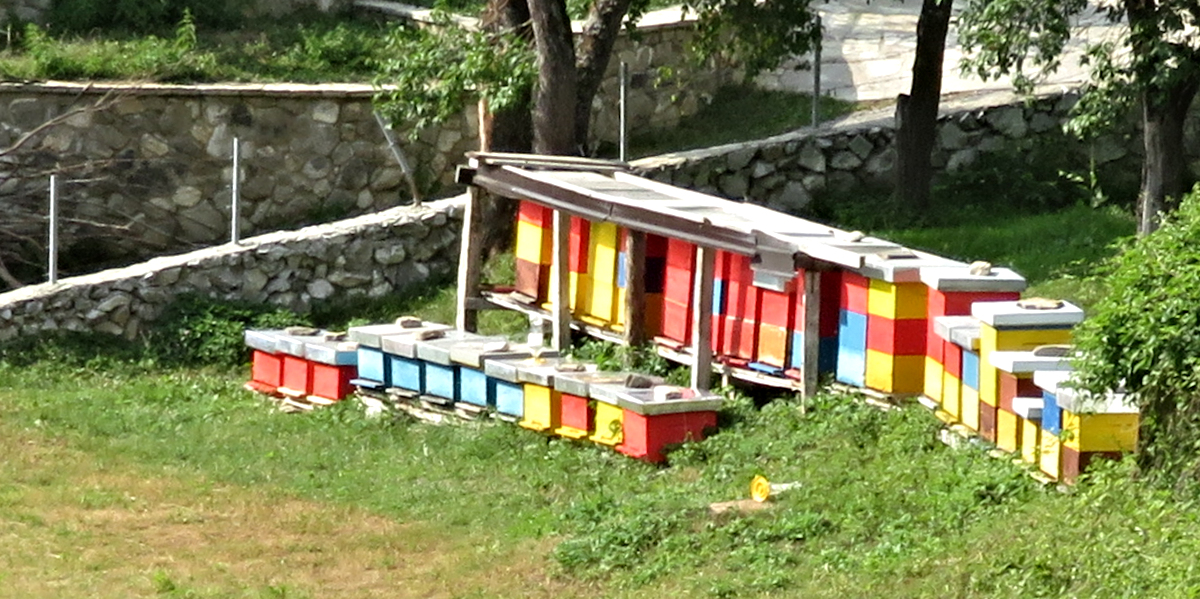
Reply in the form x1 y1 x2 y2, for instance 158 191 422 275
683 0 821 79
372 17 537 137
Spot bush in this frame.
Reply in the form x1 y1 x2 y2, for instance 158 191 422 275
147 294 310 368
47 0 238 34
1073 185 1200 487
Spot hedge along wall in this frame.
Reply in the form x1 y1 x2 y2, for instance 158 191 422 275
0 81 477 270
0 197 464 342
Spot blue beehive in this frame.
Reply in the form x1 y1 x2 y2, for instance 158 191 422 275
495 381 526 418
377 322 452 393
452 340 557 409
1041 390 1062 435
835 309 868 387
414 331 485 403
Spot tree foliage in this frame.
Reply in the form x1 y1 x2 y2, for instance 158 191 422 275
683 0 821 79
1073 186 1200 485
372 18 537 138
959 0 1200 137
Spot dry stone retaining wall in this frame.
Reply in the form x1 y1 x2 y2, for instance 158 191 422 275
630 93 1199 215
0 196 464 341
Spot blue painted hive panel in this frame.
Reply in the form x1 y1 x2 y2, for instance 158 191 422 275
388 355 425 393
458 368 495 407
495 381 525 417
356 347 387 386
836 310 868 387
1041 391 1062 434
962 350 980 391
425 363 458 400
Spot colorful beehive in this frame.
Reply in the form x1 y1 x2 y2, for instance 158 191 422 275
567 216 591 313
413 330 485 405
752 283 795 374
473 345 562 420
552 370 635 440
835 271 869 387
447 337 540 411
348 320 440 390
514 201 554 302
513 360 596 432
274 330 328 399
244 329 286 394
575 221 622 327
642 234 669 337
919 265 1025 404
584 374 665 447
1011 395 1044 464
377 323 453 395
972 300 1084 441
948 318 982 431
598 384 723 463
986 348 1072 453
720 252 761 364
1035 370 1139 483
659 238 697 345
931 316 977 422
303 337 359 404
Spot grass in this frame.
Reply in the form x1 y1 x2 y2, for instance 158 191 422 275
629 86 858 158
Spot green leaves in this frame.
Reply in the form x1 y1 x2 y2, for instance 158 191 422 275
683 0 820 79
372 18 536 137
1073 186 1200 485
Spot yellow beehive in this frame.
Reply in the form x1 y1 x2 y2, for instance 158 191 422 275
1021 417 1041 464
585 222 620 325
519 383 560 432
995 409 1021 453
1061 411 1139 453
867 279 927 320
941 370 961 420
590 401 624 446
865 350 924 394
515 220 550 264
960 387 980 431
924 355 944 403
1040 431 1061 479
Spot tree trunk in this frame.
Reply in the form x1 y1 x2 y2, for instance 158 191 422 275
481 0 534 154
528 0 579 155
1135 80 1199 236
893 0 952 212
574 0 635 149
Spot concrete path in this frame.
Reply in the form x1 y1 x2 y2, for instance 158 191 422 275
754 0 1123 103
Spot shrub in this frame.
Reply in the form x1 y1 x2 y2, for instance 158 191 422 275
147 294 310 368
46 0 238 34
1073 185 1200 487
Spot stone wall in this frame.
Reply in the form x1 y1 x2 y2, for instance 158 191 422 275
3 0 50 23
0 196 464 341
629 93 1196 215
0 81 477 269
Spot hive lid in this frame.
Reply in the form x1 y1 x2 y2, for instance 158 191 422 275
349 319 447 348
304 338 359 366
919 264 1027 292
987 349 1075 374
413 330 486 365
378 324 454 358
244 329 287 353
1032 370 1137 414
583 374 666 404
600 384 724 415
274 330 328 357
858 250 964 283
514 358 596 386
553 370 636 397
1011 395 1044 420
932 316 980 349
449 339 557 368
970 299 1085 328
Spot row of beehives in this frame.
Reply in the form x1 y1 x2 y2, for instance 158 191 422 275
511 200 1139 482
242 320 722 463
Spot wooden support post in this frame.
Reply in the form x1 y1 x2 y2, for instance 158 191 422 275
691 245 716 391
623 230 647 347
550 209 572 351
455 188 485 332
802 269 822 398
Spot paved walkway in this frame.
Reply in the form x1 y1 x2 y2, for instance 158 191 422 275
755 0 1122 103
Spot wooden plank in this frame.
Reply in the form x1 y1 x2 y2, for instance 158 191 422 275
691 245 716 391
802 269 821 397
455 188 485 332
623 230 647 346
551 209 572 351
